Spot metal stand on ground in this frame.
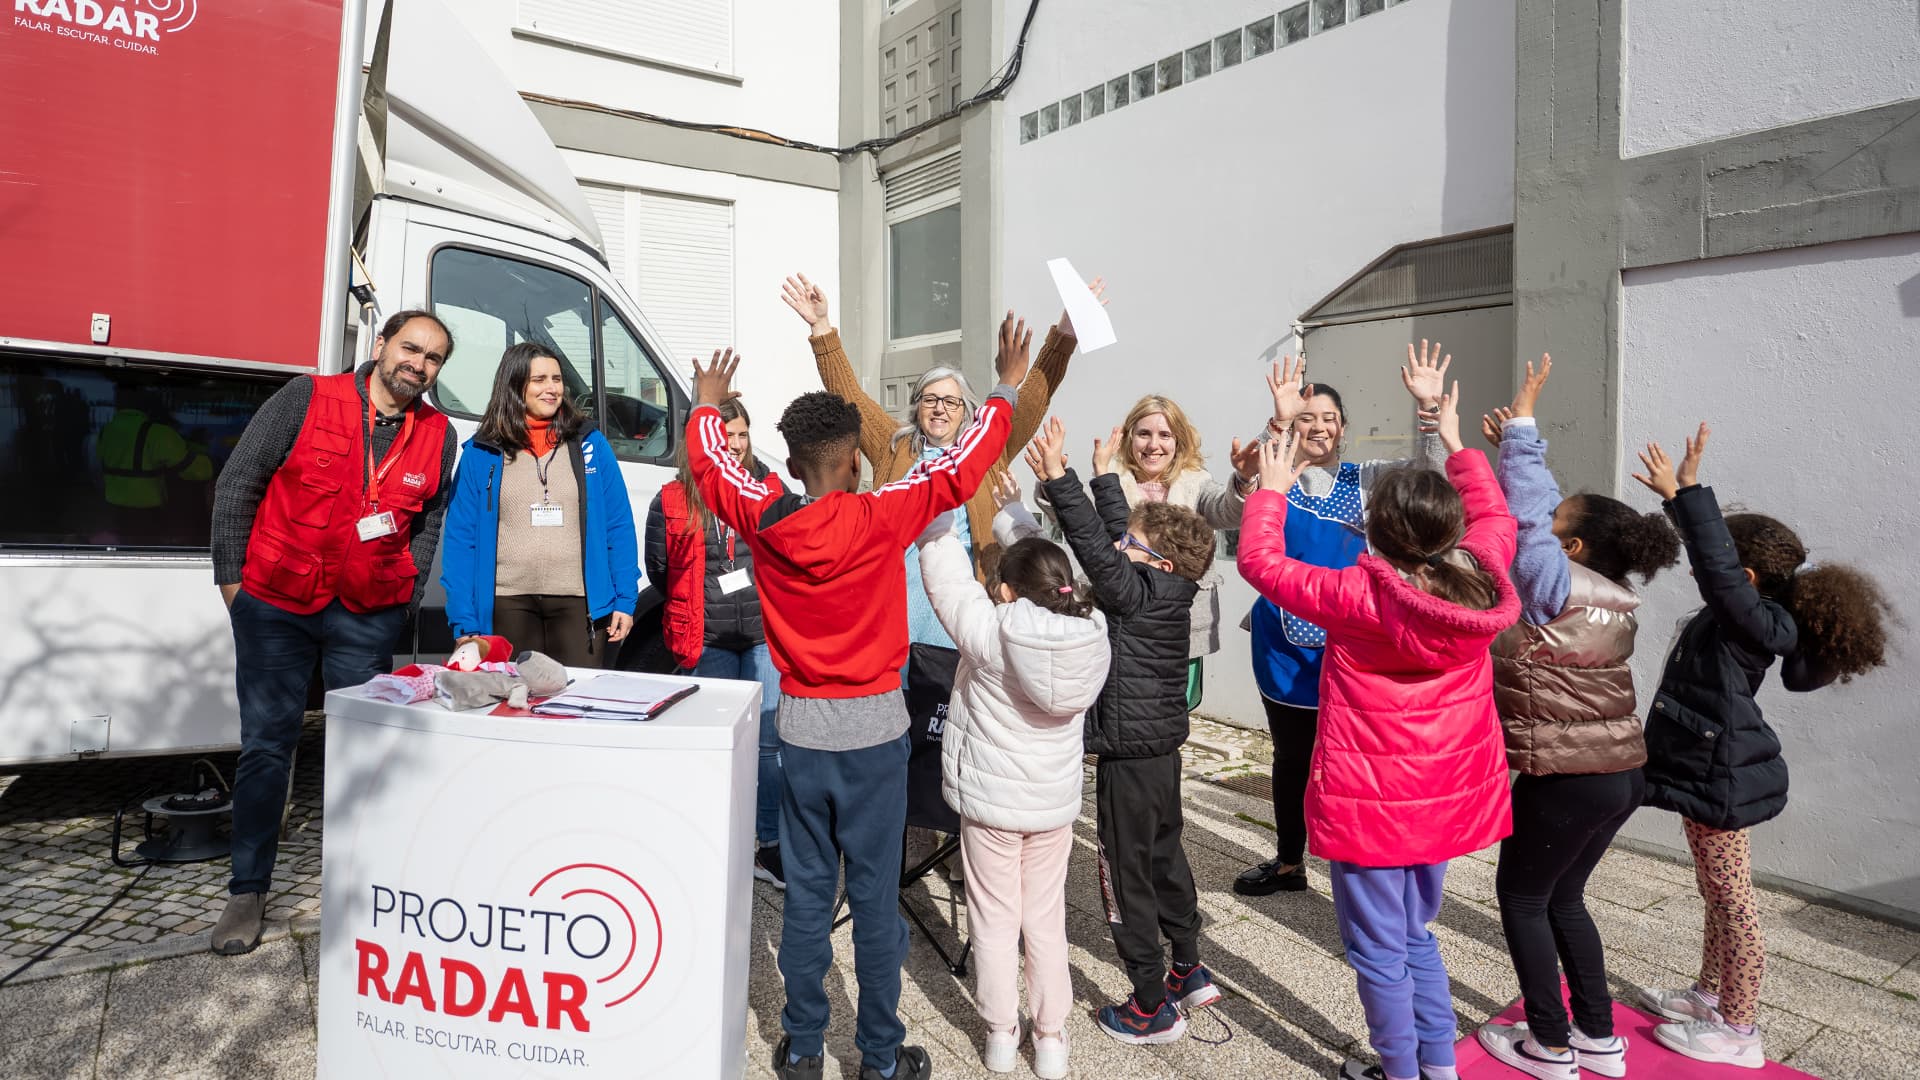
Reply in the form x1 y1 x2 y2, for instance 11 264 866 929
831 829 973 977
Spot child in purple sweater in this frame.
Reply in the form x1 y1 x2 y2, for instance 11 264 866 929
1474 357 1682 1080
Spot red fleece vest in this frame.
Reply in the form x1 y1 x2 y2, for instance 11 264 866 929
242 372 447 615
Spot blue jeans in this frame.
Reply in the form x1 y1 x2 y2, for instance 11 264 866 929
684 643 783 846
228 590 404 895
778 734 910 1073
1331 861 1458 1079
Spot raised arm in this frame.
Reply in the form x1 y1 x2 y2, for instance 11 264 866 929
1044 469 1147 617
989 470 1043 547
1236 439 1374 630
1633 424 1797 657
1489 356 1566 623
686 350 781 538
785 273 895 469
918 528 1001 666
1424 380 1517 573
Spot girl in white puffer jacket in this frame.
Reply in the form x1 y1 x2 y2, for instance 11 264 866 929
919 496 1111 1079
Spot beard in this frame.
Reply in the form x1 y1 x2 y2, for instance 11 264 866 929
379 361 425 402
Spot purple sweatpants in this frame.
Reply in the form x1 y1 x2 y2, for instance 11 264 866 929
1330 861 1458 1080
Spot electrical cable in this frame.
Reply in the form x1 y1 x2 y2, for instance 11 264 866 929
519 0 1043 160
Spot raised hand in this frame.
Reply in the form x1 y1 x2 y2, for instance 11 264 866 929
1511 353 1552 417
1481 406 1515 448
1417 380 1465 453
990 468 1022 511
995 310 1033 388
1091 425 1122 476
1631 440 1680 501
691 347 740 407
1400 339 1452 408
1257 434 1312 494
1676 422 1710 489
1024 415 1067 481
1229 437 1262 480
1059 276 1107 339
780 273 832 335
1266 354 1312 427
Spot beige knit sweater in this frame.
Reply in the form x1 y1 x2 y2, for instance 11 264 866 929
495 445 585 597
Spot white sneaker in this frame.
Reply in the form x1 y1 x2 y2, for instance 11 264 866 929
1477 1022 1577 1080
1638 985 1723 1024
1032 1030 1069 1080
1569 1026 1628 1077
1652 1019 1764 1070
982 1028 1019 1074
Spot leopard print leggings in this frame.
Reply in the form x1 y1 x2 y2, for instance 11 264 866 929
1684 818 1763 1026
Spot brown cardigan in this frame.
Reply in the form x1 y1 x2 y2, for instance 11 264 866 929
810 324 1077 582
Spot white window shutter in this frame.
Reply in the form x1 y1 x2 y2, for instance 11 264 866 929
579 183 630 287
634 191 734 377
519 0 732 74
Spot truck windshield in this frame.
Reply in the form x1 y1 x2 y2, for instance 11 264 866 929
427 246 675 463
0 358 285 551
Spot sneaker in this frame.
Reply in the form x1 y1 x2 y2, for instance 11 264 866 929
1165 962 1224 1012
982 1028 1018 1074
754 844 787 890
1337 1061 1447 1080
772 1035 824 1080
210 893 266 956
1234 857 1309 896
1638 985 1722 1024
859 1045 931 1080
1477 1022 1577 1080
1569 1026 1627 1078
1032 1031 1069 1080
1652 1019 1763 1070
1096 994 1187 1045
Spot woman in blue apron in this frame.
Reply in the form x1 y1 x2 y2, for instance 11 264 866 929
1234 347 1450 895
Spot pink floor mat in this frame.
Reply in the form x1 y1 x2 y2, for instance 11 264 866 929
1454 993 1817 1078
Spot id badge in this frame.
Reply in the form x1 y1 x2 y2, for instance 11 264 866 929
531 503 564 527
356 511 397 542
718 567 752 594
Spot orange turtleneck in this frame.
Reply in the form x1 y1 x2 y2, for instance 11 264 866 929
525 414 560 454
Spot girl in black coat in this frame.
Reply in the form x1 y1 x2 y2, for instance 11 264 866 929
1629 424 1890 1070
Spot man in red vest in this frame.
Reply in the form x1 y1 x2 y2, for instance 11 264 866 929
207 309 459 955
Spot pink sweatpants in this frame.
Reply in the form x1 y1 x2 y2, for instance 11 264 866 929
960 818 1075 1036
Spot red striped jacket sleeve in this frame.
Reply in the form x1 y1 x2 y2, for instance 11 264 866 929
685 404 776 538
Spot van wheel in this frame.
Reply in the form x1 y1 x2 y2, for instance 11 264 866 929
614 608 675 673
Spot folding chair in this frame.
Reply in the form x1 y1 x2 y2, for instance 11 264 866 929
833 645 972 977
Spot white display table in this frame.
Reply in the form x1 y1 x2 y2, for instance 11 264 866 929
315 672 759 1080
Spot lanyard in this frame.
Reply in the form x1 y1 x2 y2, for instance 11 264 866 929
532 441 562 505
713 517 736 569
363 396 416 511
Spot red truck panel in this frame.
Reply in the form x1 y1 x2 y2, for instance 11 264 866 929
0 0 348 368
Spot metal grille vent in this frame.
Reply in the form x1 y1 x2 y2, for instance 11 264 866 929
1304 226 1513 322
883 150 962 212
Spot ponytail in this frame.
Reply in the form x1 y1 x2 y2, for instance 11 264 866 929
1418 555 1502 613
997 537 1094 619
1784 564 1892 682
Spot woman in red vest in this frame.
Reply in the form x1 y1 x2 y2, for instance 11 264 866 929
643 396 787 887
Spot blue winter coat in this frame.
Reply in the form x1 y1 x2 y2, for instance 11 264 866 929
439 423 639 638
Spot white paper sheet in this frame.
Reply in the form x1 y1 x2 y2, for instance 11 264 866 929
1046 258 1115 352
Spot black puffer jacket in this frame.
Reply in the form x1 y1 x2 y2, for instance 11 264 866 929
1043 470 1196 759
642 463 771 652
1644 484 1834 831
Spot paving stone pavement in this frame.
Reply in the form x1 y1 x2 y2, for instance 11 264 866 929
2 716 1916 1078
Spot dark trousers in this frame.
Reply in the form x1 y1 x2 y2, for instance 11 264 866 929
228 590 404 895
491 593 603 667
1264 697 1318 864
1095 751 1202 1006
1496 769 1646 1045
778 734 910 1073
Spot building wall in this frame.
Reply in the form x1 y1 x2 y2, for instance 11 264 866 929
1615 232 1920 917
1622 0 1920 158
995 0 1517 726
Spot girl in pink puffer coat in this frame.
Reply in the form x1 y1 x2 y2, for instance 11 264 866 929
1238 382 1519 1080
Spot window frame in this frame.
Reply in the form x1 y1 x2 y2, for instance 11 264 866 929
883 189 964 351
423 242 682 467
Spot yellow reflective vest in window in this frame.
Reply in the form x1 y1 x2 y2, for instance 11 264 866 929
98 408 212 509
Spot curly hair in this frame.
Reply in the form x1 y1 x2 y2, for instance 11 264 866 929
776 391 863 476
1725 513 1891 680
1365 466 1500 611
1130 502 1215 583
995 537 1093 618
1564 493 1681 585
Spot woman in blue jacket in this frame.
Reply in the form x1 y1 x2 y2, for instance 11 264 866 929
441 342 639 667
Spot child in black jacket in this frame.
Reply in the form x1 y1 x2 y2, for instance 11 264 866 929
1025 418 1224 1046
1630 424 1890 1070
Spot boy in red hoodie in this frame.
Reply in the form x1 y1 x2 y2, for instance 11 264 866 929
685 314 1033 1080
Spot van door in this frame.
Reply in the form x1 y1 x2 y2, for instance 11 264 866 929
391 211 685 668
